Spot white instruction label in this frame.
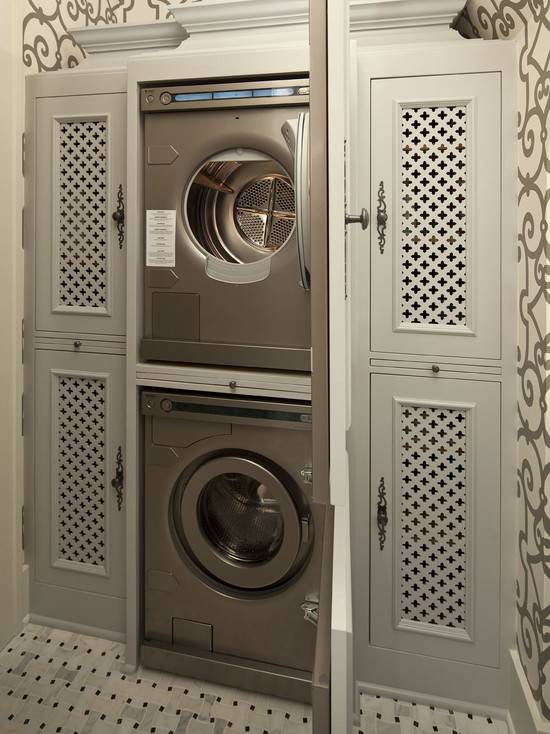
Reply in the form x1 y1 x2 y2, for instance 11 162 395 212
146 210 176 267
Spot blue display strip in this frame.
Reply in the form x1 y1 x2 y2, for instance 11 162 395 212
171 86 307 103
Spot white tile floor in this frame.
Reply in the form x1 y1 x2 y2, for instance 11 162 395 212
355 693 509 734
0 625 512 734
0 624 312 733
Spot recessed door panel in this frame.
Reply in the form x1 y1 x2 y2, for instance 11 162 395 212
370 373 500 666
34 349 126 608
35 94 126 336
370 73 501 359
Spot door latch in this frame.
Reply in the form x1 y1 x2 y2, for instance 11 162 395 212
301 594 319 626
345 208 369 230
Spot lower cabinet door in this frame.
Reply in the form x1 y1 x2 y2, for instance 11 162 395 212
32 349 126 633
370 373 500 667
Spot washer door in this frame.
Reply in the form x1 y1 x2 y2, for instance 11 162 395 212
173 455 309 590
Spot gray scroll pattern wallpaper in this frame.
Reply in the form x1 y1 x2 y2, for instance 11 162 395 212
465 0 550 718
23 0 187 72
21 0 550 720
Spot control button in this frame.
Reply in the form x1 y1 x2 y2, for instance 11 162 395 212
160 399 173 412
160 92 172 105
145 400 153 411
297 86 309 95
145 94 154 104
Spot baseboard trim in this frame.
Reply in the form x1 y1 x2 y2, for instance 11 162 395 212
28 614 126 644
509 649 550 734
356 680 509 724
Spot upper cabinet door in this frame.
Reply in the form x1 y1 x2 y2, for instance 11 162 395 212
35 93 126 337
370 73 501 359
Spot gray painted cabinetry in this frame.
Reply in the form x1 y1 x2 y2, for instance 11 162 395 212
26 72 127 636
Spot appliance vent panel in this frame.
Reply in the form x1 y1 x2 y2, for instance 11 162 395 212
56 375 106 567
57 119 108 311
400 105 468 327
400 403 467 629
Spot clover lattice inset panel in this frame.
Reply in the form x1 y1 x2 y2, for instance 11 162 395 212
56 375 106 567
400 105 468 327
400 404 468 629
57 119 108 310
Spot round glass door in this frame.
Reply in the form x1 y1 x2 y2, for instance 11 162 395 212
199 473 284 564
184 149 296 264
173 455 310 591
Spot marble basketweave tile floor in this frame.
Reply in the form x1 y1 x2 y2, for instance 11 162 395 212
0 624 312 734
355 692 510 734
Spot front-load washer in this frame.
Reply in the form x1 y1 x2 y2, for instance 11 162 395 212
140 78 311 371
140 391 331 701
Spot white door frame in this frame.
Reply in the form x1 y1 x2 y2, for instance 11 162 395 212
0 0 25 648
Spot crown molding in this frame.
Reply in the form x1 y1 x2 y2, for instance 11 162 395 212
168 0 308 35
349 0 465 32
70 20 188 56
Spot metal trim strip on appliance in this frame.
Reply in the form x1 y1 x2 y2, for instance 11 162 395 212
140 340 312 372
140 642 313 703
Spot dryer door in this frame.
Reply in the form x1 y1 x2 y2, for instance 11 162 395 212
173 454 311 591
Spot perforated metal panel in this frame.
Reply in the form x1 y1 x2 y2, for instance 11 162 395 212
56 375 106 567
234 176 295 250
400 105 468 327
57 119 108 310
400 404 467 629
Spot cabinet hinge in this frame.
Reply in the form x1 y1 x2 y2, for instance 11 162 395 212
21 132 25 178
21 319 24 364
21 207 25 249
21 506 25 551
21 393 24 436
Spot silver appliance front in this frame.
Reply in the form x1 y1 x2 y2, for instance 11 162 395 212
141 78 311 371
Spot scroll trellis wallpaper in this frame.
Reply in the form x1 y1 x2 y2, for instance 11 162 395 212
465 0 550 719
21 0 550 722
23 0 186 72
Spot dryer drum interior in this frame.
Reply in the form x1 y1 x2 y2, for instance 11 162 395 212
185 149 296 264
172 453 313 591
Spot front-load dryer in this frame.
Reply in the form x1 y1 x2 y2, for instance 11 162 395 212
141 78 311 371
140 391 331 701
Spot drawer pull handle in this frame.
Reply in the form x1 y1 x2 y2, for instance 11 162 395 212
377 477 388 551
112 184 125 249
73 340 82 349
431 364 440 374
111 446 124 512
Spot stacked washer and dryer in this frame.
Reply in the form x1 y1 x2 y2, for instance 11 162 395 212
139 78 330 702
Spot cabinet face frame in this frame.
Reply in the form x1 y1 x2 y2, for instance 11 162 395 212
348 40 517 706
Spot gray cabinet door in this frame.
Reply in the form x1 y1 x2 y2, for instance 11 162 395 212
32 348 126 633
370 373 500 667
34 93 126 336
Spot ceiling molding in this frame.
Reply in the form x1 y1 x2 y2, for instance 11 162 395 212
349 0 465 32
69 20 188 56
167 0 308 34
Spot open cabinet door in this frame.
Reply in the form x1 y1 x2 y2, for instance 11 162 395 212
310 0 354 732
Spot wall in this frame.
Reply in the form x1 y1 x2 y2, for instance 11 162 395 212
465 0 550 720
0 0 25 647
23 0 187 72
